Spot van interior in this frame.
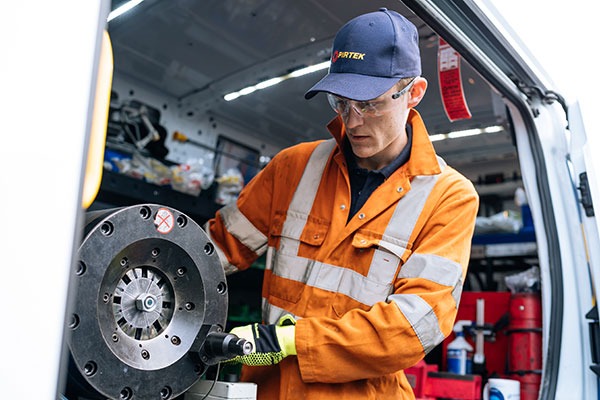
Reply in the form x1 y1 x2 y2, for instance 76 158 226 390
78 0 543 398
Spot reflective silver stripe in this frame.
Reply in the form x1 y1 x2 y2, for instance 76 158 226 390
217 248 239 275
203 222 239 275
369 241 402 282
388 293 445 354
262 301 299 325
399 253 462 287
452 280 464 309
437 155 447 171
264 246 275 271
271 253 391 306
399 253 464 308
381 175 438 242
278 211 309 250
310 261 392 305
280 140 336 256
220 203 268 254
287 140 336 220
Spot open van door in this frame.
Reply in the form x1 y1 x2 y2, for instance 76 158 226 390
0 1 112 399
566 100 600 379
403 0 600 398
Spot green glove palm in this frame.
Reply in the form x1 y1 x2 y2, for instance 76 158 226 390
228 315 296 366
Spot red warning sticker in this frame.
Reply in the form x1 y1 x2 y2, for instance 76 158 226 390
154 208 174 234
438 38 472 122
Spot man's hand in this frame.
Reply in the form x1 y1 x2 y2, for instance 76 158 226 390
228 315 296 366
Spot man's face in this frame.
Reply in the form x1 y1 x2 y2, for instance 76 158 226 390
340 83 413 170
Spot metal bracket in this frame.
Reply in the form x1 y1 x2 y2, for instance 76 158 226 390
585 305 600 376
578 172 596 217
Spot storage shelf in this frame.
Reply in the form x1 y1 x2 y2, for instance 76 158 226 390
474 180 522 196
92 170 222 224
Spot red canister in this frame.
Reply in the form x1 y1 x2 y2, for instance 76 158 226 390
507 292 542 400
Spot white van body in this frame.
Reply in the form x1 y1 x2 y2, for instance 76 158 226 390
1 1 598 399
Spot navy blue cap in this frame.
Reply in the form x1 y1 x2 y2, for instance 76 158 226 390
305 8 421 101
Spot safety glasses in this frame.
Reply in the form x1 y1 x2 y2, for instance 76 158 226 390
327 77 417 118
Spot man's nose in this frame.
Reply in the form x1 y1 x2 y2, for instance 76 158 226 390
343 105 364 128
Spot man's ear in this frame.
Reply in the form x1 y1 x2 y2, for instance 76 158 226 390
407 77 428 108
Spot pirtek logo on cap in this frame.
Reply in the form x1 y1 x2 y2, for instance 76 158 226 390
331 50 365 63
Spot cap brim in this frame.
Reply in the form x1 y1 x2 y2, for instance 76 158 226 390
304 72 400 101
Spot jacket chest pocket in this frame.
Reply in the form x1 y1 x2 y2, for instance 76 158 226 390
332 231 412 317
267 212 329 304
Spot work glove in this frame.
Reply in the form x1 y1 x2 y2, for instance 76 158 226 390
228 314 296 366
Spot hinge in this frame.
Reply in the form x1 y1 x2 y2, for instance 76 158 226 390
586 305 600 376
578 172 595 217
516 82 569 128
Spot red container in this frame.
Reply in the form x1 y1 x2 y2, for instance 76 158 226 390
507 292 542 400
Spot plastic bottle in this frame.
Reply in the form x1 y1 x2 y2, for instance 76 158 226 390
447 320 474 375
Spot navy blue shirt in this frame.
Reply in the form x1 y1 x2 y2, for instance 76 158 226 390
344 125 413 221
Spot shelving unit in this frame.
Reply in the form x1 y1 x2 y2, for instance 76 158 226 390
469 227 538 292
92 170 222 225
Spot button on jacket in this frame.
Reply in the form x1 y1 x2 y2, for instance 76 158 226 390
206 109 479 399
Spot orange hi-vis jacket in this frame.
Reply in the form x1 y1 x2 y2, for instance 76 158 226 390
207 109 479 399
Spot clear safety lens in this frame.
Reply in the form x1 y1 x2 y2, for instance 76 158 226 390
327 77 417 118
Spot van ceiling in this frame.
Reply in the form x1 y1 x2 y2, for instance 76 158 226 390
107 0 513 167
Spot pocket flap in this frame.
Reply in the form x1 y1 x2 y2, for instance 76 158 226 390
377 238 410 262
270 212 329 246
299 216 329 246
352 230 411 263
352 231 379 248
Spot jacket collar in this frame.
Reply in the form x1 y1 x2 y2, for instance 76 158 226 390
326 108 441 177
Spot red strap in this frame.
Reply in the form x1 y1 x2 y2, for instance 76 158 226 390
438 38 472 122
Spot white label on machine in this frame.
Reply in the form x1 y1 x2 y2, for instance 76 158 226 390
154 208 174 234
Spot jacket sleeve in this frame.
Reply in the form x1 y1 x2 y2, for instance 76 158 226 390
295 170 479 383
206 144 314 274
205 157 275 274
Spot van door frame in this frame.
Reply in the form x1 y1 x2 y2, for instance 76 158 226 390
401 0 565 397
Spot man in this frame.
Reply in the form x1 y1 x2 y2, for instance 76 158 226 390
205 8 479 399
